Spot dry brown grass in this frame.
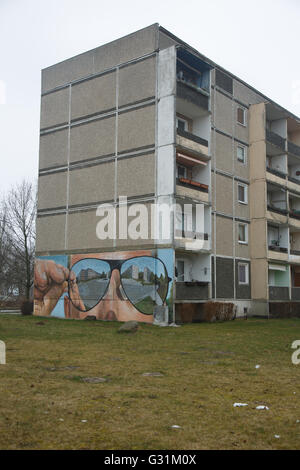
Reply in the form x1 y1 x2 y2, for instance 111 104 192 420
0 315 300 449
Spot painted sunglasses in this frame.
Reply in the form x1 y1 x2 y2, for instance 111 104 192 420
68 256 171 315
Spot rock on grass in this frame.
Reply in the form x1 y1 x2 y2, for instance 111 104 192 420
118 321 139 333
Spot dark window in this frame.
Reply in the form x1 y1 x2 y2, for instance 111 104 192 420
215 69 233 94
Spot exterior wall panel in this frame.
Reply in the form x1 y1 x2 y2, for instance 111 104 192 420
119 57 156 107
117 154 155 198
39 129 68 170
36 215 66 253
71 72 116 120
40 88 69 129
69 162 115 206
70 116 116 163
118 105 155 153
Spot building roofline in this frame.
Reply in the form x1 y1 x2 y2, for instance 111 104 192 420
42 23 160 72
159 25 300 123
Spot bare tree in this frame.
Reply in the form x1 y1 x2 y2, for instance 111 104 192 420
0 199 10 296
3 181 36 299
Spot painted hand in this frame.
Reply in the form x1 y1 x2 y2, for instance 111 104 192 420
34 259 71 316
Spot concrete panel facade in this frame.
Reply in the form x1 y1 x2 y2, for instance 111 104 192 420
119 57 156 107
71 71 116 120
214 91 233 135
216 215 233 256
42 51 94 93
69 162 115 206
40 88 69 129
93 25 158 74
39 129 68 169
36 215 66 253
67 210 114 252
70 116 115 163
216 257 234 298
117 154 155 198
215 132 233 173
215 174 233 215
118 105 155 153
38 172 68 210
251 258 268 300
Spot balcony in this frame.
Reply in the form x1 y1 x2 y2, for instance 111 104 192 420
176 128 209 159
175 230 210 252
266 129 286 152
267 183 288 223
269 286 290 300
176 177 209 203
266 167 287 187
288 141 300 157
266 167 286 179
267 224 289 261
267 205 288 216
176 49 211 115
175 252 210 300
177 81 209 113
176 282 209 301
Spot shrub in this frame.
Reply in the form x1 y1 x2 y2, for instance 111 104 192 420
21 300 33 316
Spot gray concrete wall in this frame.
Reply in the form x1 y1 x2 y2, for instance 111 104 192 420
215 257 234 299
37 25 159 255
41 24 159 93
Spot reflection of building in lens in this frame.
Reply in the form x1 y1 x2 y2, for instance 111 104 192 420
143 266 151 282
78 268 106 281
122 264 139 280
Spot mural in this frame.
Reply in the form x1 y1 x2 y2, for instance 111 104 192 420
34 249 174 323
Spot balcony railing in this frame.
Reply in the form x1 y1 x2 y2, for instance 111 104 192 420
177 128 208 147
291 288 300 300
267 204 288 215
288 141 300 157
177 81 209 111
266 129 286 151
175 228 209 240
177 177 209 193
268 245 288 253
288 175 300 185
289 210 300 220
269 286 290 300
266 167 286 179
290 249 300 256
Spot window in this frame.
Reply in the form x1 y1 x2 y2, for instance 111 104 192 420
176 117 188 132
238 183 248 204
237 145 246 164
238 263 249 285
238 223 248 244
237 106 247 126
177 164 187 179
176 115 191 132
176 260 185 281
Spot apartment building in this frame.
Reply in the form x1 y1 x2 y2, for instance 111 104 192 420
34 24 300 322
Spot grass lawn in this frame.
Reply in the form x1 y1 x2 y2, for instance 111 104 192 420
0 315 300 450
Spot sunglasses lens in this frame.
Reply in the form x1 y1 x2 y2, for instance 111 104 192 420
121 257 168 315
69 259 111 311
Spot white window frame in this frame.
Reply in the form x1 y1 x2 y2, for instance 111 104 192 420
176 164 187 179
238 222 248 244
237 183 248 204
238 262 249 285
237 106 247 127
176 116 189 132
176 259 185 282
237 144 247 165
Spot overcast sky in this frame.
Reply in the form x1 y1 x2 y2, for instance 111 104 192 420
0 0 299 194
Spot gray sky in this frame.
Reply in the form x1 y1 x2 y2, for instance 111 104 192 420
0 0 299 194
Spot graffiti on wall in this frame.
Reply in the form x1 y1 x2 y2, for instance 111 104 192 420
34 249 173 323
